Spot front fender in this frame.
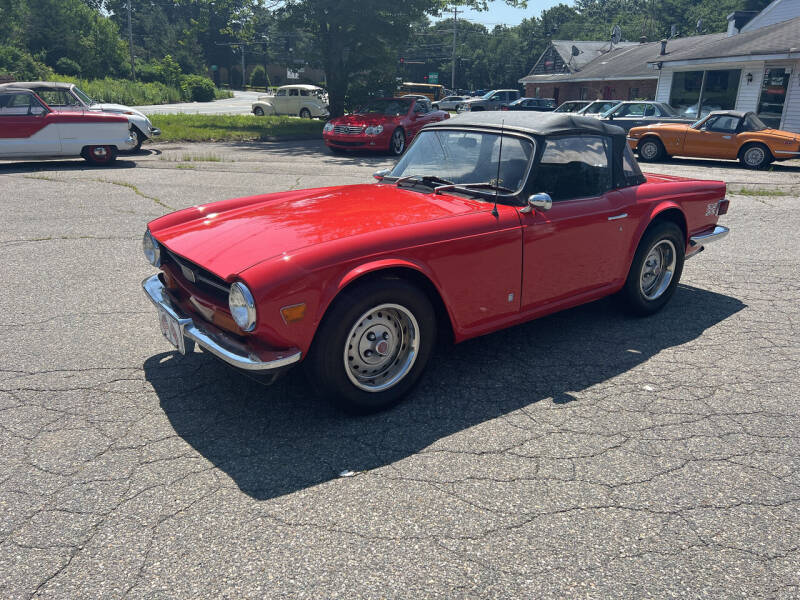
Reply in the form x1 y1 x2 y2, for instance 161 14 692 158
252 101 275 114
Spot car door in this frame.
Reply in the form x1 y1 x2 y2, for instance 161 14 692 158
683 115 741 159
0 91 60 156
519 134 638 310
272 88 288 114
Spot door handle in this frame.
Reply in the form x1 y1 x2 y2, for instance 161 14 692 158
722 135 732 139
608 213 627 221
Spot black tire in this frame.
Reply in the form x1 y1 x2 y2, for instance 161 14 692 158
620 221 685 316
637 137 665 162
299 108 312 119
253 106 265 116
129 127 144 152
431 103 439 110
739 142 772 170
307 278 436 414
81 145 118 166
389 128 406 156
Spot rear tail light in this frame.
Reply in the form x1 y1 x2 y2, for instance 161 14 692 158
718 198 729 216
501 106 509 111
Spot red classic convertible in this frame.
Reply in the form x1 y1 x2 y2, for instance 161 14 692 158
143 112 729 413
322 97 449 155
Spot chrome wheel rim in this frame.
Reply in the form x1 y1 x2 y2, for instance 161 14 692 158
392 130 404 154
640 141 658 160
300 109 311 118
130 129 140 147
639 239 676 300
744 147 764 167
343 303 419 392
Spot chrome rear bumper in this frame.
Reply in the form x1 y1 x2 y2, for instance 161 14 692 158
142 274 301 372
686 225 729 259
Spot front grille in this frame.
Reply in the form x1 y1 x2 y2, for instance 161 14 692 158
163 249 230 303
333 124 364 135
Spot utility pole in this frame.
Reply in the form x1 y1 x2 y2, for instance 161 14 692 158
127 0 136 81
451 5 458 91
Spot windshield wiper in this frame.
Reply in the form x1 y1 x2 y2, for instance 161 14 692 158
395 175 455 188
434 181 515 195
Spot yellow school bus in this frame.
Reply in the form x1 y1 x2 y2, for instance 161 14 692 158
398 82 444 101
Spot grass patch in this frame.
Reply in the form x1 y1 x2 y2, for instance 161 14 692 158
159 152 227 162
175 164 196 169
735 187 791 197
150 113 324 142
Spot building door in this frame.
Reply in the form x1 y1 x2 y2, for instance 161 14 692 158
757 67 790 129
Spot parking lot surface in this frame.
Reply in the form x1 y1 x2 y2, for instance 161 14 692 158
1 142 799 598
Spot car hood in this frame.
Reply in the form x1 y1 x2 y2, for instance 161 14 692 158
149 184 487 278
91 103 148 120
333 113 400 126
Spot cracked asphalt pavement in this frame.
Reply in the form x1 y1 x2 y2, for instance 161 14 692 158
1 143 798 598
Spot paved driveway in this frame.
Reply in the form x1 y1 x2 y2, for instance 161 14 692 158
133 90 261 115
1 143 798 598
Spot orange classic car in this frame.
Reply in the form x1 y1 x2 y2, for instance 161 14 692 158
627 110 800 169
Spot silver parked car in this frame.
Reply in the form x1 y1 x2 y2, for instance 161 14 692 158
599 101 695 131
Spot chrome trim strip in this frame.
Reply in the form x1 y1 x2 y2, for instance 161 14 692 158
689 225 729 247
773 150 800 156
142 274 302 372
196 273 230 293
608 213 628 221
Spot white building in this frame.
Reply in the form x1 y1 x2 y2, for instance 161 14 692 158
648 0 800 133
650 0 800 132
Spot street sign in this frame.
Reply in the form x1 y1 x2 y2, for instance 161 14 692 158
428 72 438 84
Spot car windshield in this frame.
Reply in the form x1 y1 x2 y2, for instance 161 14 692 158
554 102 582 113
72 86 95 106
387 129 534 197
481 91 495 99
583 101 618 113
355 98 411 115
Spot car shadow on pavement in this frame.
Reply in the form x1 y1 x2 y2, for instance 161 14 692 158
224 140 397 167
143 284 744 501
0 159 138 173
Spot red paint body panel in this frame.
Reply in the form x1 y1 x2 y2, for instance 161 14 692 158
148 175 726 357
0 110 129 138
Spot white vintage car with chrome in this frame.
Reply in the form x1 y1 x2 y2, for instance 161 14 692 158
251 84 329 118
0 81 160 151
0 88 134 165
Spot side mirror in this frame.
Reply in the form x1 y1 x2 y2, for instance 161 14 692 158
521 192 552 213
607 113 614 120
373 169 390 181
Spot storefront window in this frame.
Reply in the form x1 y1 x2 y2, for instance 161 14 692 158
670 69 741 118
757 67 789 129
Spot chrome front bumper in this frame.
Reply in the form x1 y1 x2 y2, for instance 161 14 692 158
142 274 302 372
686 225 729 259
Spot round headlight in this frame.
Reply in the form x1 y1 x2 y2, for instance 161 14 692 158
229 282 257 332
323 122 334 133
142 230 161 267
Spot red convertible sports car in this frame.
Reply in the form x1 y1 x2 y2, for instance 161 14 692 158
143 112 729 413
322 97 449 155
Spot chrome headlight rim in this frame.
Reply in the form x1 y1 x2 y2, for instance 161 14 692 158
229 281 257 332
143 229 161 267
323 122 334 133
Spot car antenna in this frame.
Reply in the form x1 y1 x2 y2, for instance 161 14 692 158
491 121 504 218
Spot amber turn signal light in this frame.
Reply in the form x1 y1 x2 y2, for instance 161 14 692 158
280 303 307 323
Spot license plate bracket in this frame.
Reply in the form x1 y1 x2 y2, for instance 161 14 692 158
158 307 186 355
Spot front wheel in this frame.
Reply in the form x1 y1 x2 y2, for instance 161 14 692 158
389 128 406 156
620 221 685 316
82 145 117 166
637 137 665 162
307 279 436 414
253 106 265 116
129 127 144 152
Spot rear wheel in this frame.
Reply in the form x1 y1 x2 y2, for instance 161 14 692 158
739 143 772 169
620 221 685 316
307 279 436 414
637 137 665 162
82 145 117 166
299 108 312 119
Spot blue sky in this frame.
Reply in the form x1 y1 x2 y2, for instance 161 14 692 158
440 1 568 28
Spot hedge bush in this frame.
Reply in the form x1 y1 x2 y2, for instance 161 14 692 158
180 75 216 102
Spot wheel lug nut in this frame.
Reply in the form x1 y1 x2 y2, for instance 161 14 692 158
367 332 376 341
364 350 372 357
383 332 389 340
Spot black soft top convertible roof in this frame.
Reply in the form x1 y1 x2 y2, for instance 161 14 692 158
426 111 626 139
